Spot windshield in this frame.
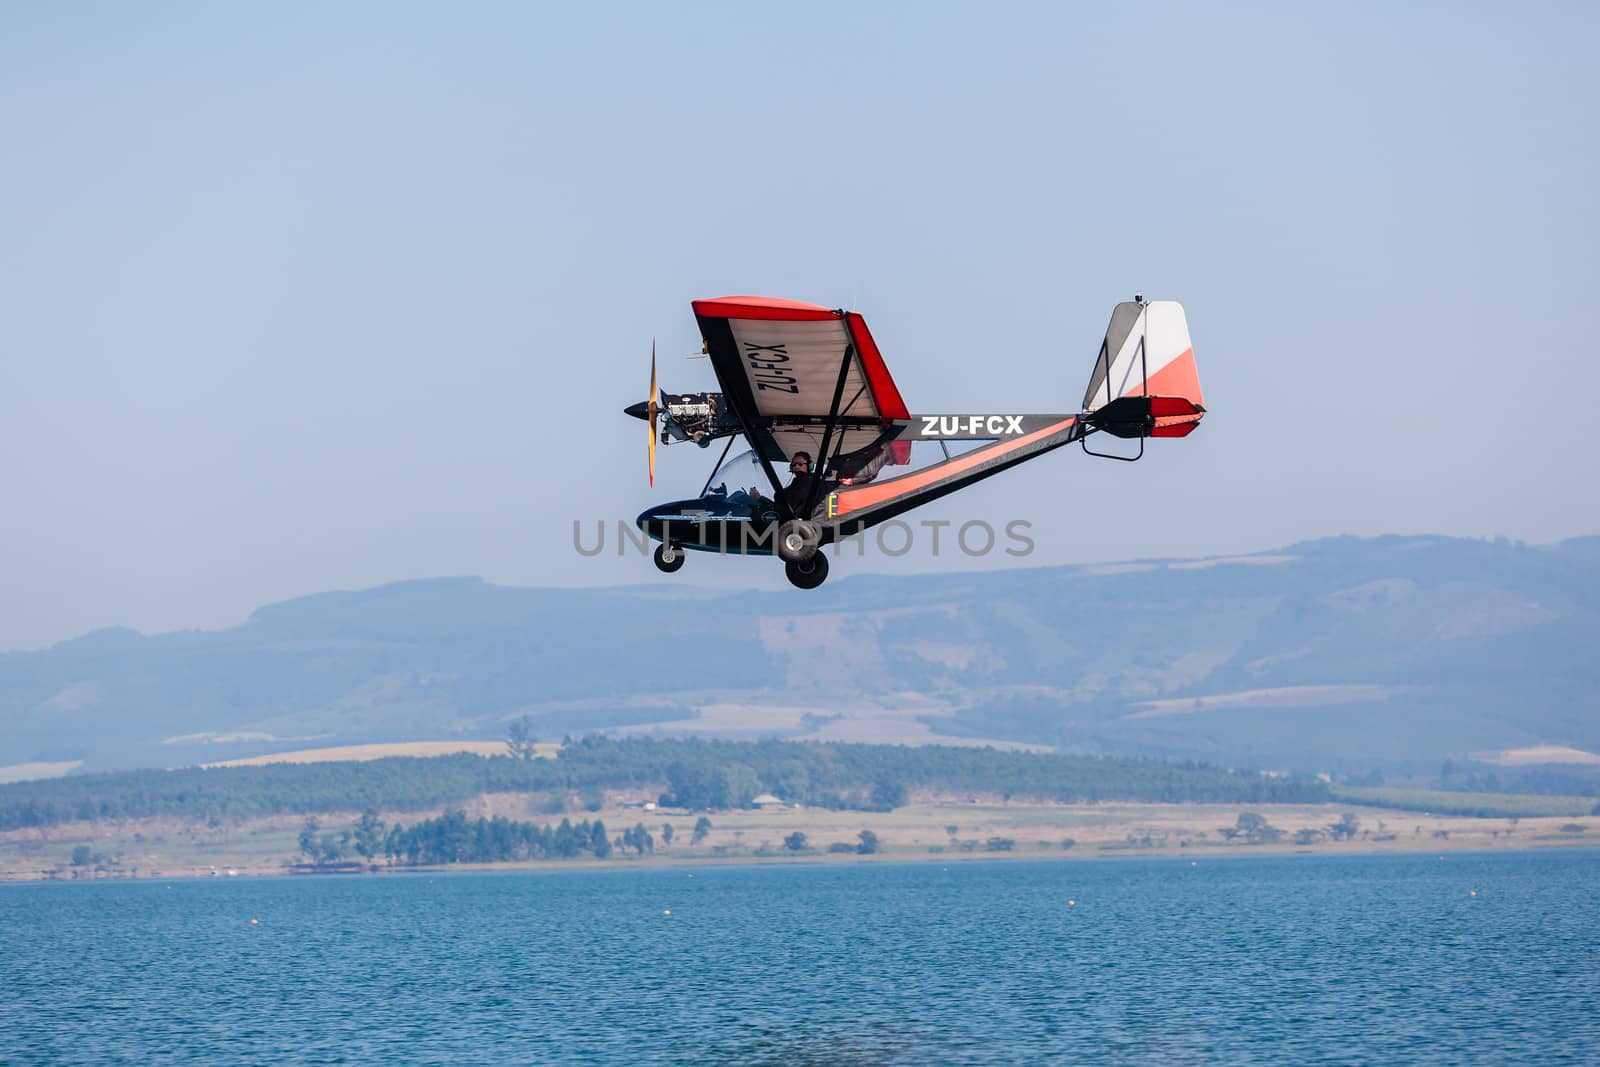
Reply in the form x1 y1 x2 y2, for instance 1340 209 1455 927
705 448 768 497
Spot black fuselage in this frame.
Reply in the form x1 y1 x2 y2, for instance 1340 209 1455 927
636 494 800 555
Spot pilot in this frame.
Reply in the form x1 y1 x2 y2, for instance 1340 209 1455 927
748 451 820 517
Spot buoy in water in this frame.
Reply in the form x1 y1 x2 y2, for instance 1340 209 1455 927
250 919 258 924
663 909 671 916
1470 890 1477 897
1068 899 1076 907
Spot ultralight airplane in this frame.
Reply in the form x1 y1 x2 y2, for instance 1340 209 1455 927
625 294 1205 589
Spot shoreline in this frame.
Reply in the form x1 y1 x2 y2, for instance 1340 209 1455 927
4 839 1597 885
3 797 1592 882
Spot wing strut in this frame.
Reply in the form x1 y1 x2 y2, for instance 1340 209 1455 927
804 344 856 518
714 363 788 499
698 433 738 497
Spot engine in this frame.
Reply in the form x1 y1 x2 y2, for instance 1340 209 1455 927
660 392 740 446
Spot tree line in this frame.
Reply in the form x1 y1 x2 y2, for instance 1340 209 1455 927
0 735 1333 830
384 813 629 866
296 809 677 866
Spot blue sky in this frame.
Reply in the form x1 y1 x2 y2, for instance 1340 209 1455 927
2 2 1596 649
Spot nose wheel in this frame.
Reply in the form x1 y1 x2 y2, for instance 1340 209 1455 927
784 552 828 589
654 543 685 573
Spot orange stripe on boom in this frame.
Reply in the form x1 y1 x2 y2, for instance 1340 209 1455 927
833 417 1077 516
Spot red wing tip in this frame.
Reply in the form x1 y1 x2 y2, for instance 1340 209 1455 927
693 295 833 313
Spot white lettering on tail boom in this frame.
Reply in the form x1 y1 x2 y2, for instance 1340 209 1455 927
916 415 1027 438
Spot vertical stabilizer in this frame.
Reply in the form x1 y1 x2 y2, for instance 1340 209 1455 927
1081 300 1204 435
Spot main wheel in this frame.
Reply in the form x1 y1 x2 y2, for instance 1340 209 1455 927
776 519 821 563
784 552 829 590
653 543 685 573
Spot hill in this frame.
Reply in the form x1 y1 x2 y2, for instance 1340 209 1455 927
3 534 1599 779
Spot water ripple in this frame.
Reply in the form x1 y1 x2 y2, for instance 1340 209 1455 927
2 851 1597 1064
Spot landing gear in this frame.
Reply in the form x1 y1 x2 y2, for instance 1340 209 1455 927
784 552 829 590
777 519 821 563
654 543 685 573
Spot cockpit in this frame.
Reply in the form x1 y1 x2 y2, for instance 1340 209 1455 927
701 448 778 516
705 448 766 498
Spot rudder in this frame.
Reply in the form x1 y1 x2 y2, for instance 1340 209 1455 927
1081 299 1204 437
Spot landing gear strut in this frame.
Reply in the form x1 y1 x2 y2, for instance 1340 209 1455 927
654 543 685 573
784 552 828 590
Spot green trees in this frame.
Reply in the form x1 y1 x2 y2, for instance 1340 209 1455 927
383 811 617 865
871 781 908 809
506 715 537 761
691 816 712 846
1327 813 1360 841
297 815 351 863
856 829 880 855
662 763 728 810
783 831 809 851
383 824 404 865
660 823 674 849
0 736 1346 832
353 809 386 861
621 823 654 855
1233 812 1283 844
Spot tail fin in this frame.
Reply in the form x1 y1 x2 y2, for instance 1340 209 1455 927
1081 300 1205 438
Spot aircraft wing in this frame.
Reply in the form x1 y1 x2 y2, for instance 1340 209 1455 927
692 296 910 464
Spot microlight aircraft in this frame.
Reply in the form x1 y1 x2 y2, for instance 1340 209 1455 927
625 295 1205 588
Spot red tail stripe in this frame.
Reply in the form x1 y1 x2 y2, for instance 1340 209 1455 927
1125 348 1203 408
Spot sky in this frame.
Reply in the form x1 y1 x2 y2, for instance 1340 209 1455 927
2 1 1597 650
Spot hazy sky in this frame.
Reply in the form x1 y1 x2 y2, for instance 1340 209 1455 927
3 2 1597 650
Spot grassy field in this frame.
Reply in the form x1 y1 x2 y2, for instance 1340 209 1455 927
4 792 1592 881
205 741 560 767
1331 785 1598 818
0 760 83 784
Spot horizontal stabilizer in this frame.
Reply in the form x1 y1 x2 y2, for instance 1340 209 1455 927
1149 396 1203 418
1084 394 1206 439
1151 419 1201 438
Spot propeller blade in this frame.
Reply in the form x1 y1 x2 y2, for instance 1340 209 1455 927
647 340 658 486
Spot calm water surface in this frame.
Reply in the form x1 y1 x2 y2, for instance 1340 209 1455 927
3 850 1597 1065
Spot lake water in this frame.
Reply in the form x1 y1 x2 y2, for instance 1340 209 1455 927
3 850 1597 1065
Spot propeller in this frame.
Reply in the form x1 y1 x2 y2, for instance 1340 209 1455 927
647 340 659 486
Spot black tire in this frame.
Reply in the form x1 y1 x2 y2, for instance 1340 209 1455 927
784 552 829 590
776 519 821 563
653 543 685 573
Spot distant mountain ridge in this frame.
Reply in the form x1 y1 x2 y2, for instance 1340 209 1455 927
4 535 1598 776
